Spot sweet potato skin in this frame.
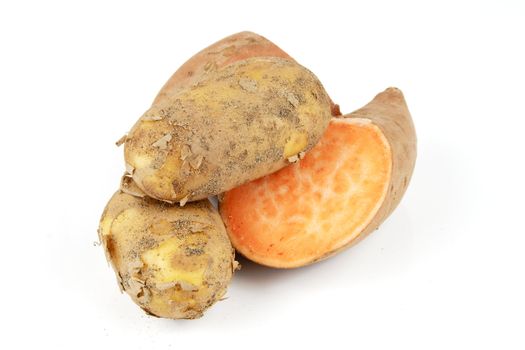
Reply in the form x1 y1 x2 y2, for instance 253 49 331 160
153 31 341 116
98 188 235 319
153 31 291 105
125 57 333 203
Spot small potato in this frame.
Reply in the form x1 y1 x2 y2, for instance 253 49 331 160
124 57 332 203
98 184 235 319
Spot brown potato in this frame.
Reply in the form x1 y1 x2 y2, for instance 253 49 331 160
124 57 332 203
98 181 236 319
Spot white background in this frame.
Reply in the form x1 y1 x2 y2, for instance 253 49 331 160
1 1 524 349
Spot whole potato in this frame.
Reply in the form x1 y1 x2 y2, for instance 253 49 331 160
98 183 235 319
124 57 332 203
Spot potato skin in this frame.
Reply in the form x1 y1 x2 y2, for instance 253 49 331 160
98 189 235 319
124 57 332 203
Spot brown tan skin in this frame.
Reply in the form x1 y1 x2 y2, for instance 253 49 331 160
153 31 291 104
153 31 341 116
98 181 236 319
124 57 333 203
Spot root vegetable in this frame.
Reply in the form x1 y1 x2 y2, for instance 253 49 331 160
125 57 333 203
99 180 236 319
154 31 290 104
153 31 340 116
99 31 418 320
219 88 416 268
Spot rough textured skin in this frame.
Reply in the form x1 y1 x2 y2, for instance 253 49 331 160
124 57 333 203
98 187 235 319
153 31 341 116
220 88 416 268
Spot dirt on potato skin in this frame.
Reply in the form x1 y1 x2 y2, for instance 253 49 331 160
99 189 236 319
125 57 333 204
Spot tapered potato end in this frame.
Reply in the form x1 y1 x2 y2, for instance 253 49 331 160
220 88 416 268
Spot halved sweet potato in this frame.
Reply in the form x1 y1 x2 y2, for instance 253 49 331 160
219 88 416 268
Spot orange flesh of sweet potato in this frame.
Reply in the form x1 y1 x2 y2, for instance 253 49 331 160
221 119 391 267
220 88 416 268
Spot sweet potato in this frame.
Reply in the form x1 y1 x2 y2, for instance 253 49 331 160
219 88 416 268
99 178 236 319
124 57 333 203
153 31 340 116
154 31 290 104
